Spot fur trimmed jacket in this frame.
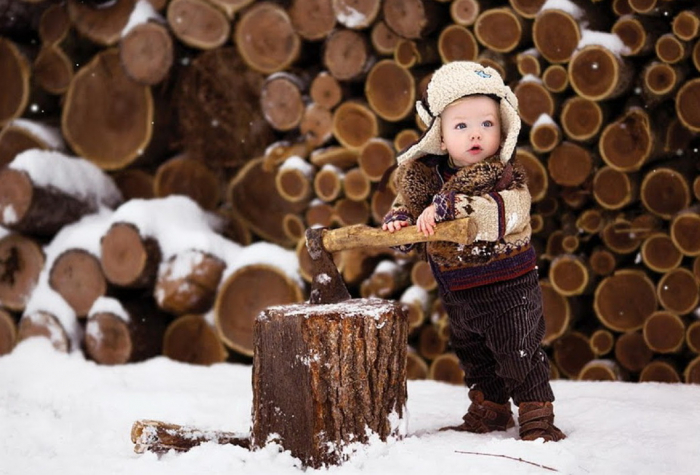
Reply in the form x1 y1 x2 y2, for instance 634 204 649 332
384 154 536 291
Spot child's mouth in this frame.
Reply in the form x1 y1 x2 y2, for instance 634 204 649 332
468 145 482 153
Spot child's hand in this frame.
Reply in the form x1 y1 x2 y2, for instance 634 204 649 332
382 220 409 233
417 205 437 236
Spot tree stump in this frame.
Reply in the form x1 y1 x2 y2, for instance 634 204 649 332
252 298 408 468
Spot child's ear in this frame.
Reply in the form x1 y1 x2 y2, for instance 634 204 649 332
440 138 447 151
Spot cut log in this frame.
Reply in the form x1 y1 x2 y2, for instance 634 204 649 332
590 329 614 356
516 148 548 203
640 167 691 219
112 169 155 200
673 8 700 41
305 199 335 228
162 313 228 365
0 119 62 167
399 284 432 332
154 155 221 211
541 64 569 93
641 232 683 273
541 280 571 345
643 310 686 354
406 347 429 380
417 322 447 360
313 164 344 202
252 298 407 468
0 37 30 127
323 28 372 82
516 48 543 77
215 263 304 356
687 320 700 354
296 237 342 284
656 268 699 315
85 296 171 365
33 44 73 95
382 0 442 40
594 269 657 332
38 2 71 46
120 21 173 85
300 103 334 148
341 168 370 202
365 60 415 122
0 233 44 312
331 210 371 239
549 254 593 297
288 0 336 41
234 2 300 74
552 331 595 379
578 359 625 382
131 419 250 454
675 79 700 133
17 310 71 352
428 352 464 385
612 14 663 57
629 0 660 15
533 7 581 63
641 61 684 106
333 0 381 29
154 250 226 316
0 308 16 356
614 331 653 373
394 38 438 69
166 0 229 50
600 217 650 255
332 101 380 151
655 33 688 64
370 186 397 224
410 259 436 291
513 78 555 127
49 249 107 318
67 0 135 46
639 360 681 383
670 210 700 257
228 157 307 247
360 259 409 300
62 49 153 170
568 44 634 101
474 7 527 53
260 72 306 132
369 20 400 56
599 107 654 172
560 96 604 142
393 129 420 154
576 210 606 235
275 156 315 204
592 166 638 210
338 247 395 287
686 356 700 384
693 35 700 71
262 139 311 171
437 24 479 63
282 213 305 243
359 138 395 183
100 222 161 288
309 71 343 110
547 141 593 187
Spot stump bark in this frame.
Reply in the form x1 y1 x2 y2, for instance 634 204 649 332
252 298 408 468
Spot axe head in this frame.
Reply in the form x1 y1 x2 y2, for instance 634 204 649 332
305 227 352 304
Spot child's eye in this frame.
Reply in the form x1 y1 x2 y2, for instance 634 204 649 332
482 120 493 127
455 123 466 130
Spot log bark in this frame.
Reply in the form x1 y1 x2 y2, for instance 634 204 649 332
154 250 226 316
85 296 171 365
642 310 686 354
119 21 173 85
234 2 300 74
365 60 415 122
154 154 222 211
0 232 44 312
167 0 229 50
100 222 161 288
162 313 228 365
428 352 464 385
0 308 16 356
594 269 657 332
131 419 250 454
49 249 107 318
656 268 698 315
252 298 407 468
215 263 304 356
0 37 30 127
61 49 153 170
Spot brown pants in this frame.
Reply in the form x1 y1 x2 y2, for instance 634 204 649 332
438 269 555 406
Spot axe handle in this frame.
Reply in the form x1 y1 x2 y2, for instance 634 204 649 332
321 218 477 253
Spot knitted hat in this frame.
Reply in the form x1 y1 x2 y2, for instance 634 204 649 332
397 61 521 165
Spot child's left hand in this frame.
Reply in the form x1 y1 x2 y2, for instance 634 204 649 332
417 205 437 236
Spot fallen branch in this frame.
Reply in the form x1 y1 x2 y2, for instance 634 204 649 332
455 450 558 472
131 419 250 454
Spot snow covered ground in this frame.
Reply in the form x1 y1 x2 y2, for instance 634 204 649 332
2 338 699 475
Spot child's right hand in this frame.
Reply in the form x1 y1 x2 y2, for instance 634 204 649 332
382 220 409 233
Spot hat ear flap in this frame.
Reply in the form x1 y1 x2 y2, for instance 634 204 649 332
416 100 433 127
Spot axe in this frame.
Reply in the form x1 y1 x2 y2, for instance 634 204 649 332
305 218 477 304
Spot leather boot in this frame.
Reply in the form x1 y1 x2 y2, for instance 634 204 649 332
518 402 566 442
441 390 515 433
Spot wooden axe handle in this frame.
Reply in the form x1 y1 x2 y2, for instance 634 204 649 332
321 218 477 253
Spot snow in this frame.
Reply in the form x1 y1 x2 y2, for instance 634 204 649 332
8 118 65 150
1 338 699 475
122 0 161 37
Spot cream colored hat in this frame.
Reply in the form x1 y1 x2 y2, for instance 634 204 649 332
397 61 521 165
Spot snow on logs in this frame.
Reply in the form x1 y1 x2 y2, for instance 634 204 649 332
1 0 700 385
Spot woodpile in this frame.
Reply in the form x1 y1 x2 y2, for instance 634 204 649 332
1 0 699 388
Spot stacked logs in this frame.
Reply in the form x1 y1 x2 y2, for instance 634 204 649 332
1 0 699 386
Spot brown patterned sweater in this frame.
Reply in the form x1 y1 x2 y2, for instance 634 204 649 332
384 154 535 291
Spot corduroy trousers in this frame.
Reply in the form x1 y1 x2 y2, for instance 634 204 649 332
438 269 555 406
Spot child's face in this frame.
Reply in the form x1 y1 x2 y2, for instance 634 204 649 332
439 95 502 167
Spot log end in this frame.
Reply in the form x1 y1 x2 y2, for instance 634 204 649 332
85 312 133 365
